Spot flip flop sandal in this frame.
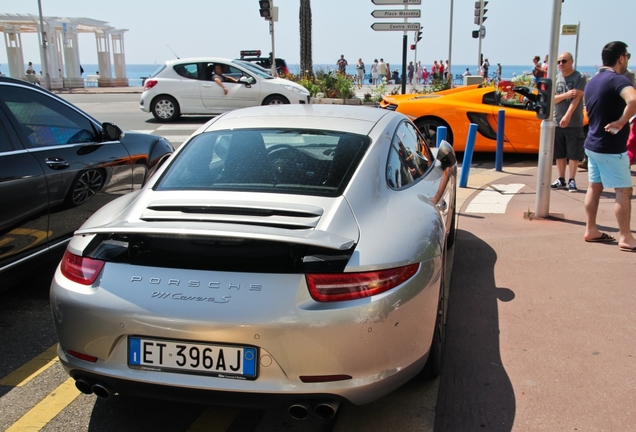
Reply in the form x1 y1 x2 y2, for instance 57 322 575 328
585 233 616 242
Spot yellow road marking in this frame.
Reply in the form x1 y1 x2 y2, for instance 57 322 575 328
5 377 80 432
0 344 59 387
187 406 240 432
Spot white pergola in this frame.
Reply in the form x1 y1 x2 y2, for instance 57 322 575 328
0 14 129 89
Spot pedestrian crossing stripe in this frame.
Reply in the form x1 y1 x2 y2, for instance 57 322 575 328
465 184 525 214
157 124 201 131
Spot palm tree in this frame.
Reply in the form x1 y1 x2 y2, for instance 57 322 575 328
299 0 313 77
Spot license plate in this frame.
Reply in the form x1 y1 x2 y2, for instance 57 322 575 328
128 337 257 380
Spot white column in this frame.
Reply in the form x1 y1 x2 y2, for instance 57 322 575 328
39 22 63 88
94 30 114 86
110 31 129 87
2 25 25 79
61 23 84 88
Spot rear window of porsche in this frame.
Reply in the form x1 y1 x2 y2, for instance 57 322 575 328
154 129 370 197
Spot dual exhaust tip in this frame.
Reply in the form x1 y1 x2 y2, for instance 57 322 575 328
289 401 340 420
74 378 112 399
76 377 339 420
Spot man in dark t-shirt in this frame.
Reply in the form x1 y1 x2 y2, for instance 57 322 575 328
583 41 636 251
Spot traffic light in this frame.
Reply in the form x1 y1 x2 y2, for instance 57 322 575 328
259 0 272 20
472 27 486 39
535 78 553 120
474 1 488 25
416 31 423 43
410 44 416 50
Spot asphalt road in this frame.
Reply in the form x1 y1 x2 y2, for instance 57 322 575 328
1 94 539 431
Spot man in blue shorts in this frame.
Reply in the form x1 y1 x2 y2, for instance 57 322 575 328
583 41 636 252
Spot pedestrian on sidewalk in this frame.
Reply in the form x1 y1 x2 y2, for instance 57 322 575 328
371 59 379 86
415 61 423 85
582 41 636 252
407 61 414 85
356 58 365 88
377 58 387 84
551 52 587 193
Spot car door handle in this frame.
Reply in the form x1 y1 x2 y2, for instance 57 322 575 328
45 157 70 170
202 84 214 88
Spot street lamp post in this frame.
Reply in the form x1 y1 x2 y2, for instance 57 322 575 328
37 0 50 90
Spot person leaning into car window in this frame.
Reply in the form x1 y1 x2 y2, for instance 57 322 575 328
212 64 238 95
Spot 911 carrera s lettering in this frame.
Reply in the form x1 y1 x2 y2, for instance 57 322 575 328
150 291 231 303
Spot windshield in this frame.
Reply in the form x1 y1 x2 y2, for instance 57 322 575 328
155 129 371 197
234 61 273 79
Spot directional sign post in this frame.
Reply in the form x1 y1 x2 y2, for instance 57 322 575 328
371 22 421 31
561 22 581 69
371 0 421 94
371 9 421 18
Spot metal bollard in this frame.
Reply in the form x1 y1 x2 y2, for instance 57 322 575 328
495 109 505 171
459 123 478 188
435 126 447 148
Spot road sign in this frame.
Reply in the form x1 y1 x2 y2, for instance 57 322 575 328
371 22 421 31
371 0 422 5
561 24 578 35
371 9 421 18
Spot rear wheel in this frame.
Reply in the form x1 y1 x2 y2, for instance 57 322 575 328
415 118 453 148
263 95 289 105
151 96 180 122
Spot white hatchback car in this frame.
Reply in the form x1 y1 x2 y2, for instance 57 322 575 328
140 57 311 122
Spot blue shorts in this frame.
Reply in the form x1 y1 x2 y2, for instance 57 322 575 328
585 149 632 188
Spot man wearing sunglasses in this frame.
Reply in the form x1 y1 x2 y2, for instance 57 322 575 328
583 41 636 252
551 52 587 192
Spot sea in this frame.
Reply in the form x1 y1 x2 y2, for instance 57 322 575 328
21 63 602 87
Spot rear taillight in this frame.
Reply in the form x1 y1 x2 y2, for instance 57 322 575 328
306 263 419 302
60 250 105 285
144 79 158 91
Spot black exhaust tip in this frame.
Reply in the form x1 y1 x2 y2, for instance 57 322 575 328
91 383 112 399
288 404 309 420
74 378 93 395
314 401 340 419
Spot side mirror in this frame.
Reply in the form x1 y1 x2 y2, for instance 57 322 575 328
239 76 255 85
102 122 124 142
436 140 456 170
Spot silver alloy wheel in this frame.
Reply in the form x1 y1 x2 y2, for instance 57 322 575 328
154 99 175 119
263 95 288 105
70 169 104 205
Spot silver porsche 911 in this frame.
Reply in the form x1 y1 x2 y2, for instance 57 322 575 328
50 104 457 416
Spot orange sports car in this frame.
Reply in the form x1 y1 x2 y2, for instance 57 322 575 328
380 84 587 154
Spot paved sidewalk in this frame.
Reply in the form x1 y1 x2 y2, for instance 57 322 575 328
437 164 636 431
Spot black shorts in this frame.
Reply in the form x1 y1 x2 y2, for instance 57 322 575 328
554 127 585 160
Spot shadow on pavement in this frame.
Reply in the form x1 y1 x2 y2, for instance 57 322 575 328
435 229 515 431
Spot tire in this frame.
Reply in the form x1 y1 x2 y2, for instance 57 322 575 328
262 95 289 106
65 169 105 207
151 95 180 122
415 118 453 148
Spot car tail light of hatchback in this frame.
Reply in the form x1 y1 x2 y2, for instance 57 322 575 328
306 263 419 302
60 250 105 285
144 79 158 91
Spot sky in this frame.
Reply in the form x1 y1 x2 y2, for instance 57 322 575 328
0 0 634 70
